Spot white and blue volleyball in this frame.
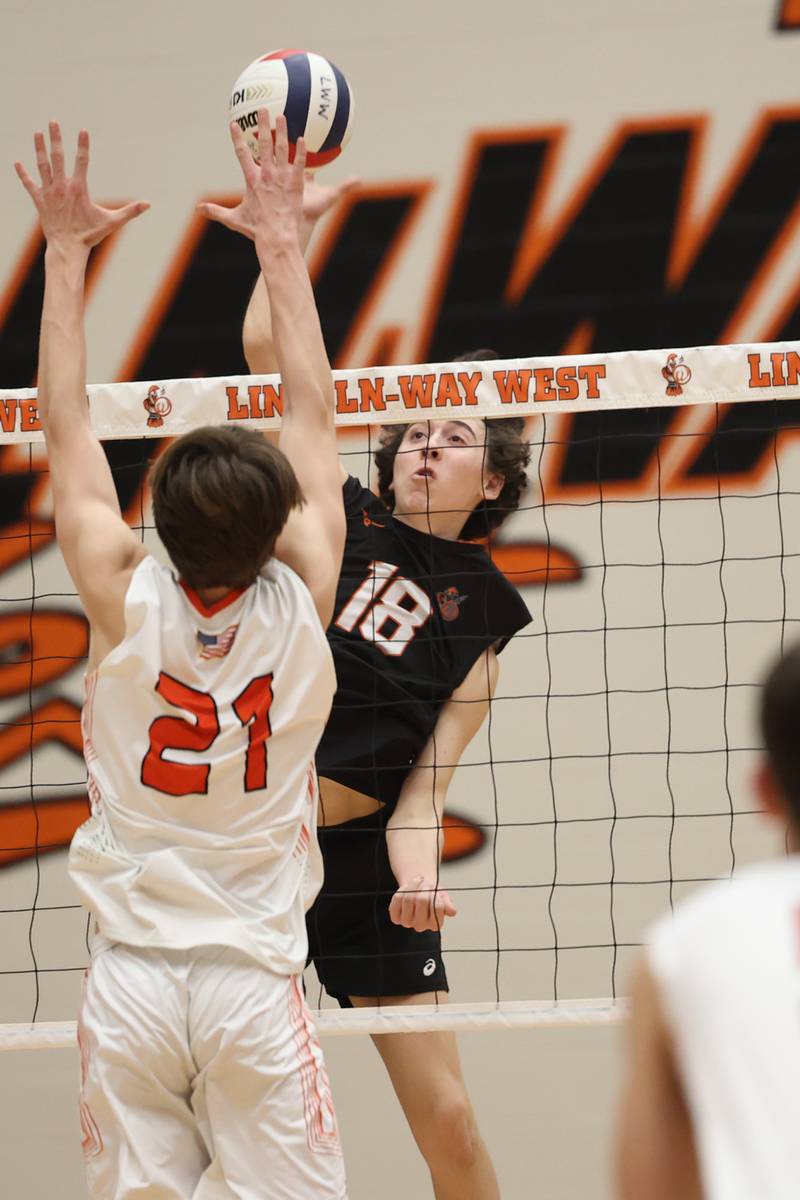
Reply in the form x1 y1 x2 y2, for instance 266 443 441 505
229 49 354 167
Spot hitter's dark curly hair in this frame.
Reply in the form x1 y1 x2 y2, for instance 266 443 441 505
373 350 530 540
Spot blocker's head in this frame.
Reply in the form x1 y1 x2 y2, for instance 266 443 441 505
150 425 303 589
373 350 530 540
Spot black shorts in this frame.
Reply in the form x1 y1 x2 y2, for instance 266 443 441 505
306 808 449 1006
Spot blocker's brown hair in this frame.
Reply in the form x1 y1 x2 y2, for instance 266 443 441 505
150 425 303 588
373 350 530 540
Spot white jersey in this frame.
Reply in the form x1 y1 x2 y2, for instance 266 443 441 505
69 555 335 976
648 857 800 1200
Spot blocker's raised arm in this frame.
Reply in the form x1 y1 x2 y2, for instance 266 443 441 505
200 111 345 625
15 122 149 655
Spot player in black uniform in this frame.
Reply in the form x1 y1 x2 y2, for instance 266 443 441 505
242 177 531 1200
311 426 530 995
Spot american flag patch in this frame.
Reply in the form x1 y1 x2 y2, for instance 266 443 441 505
197 624 239 660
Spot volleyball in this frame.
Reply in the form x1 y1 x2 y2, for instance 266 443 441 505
228 50 354 168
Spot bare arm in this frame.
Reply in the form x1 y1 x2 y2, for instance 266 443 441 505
242 173 358 490
386 647 500 933
200 114 346 626
616 957 704 1200
242 172 359 375
15 124 149 661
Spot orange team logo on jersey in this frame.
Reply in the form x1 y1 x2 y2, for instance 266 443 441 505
436 586 468 621
661 353 692 397
143 384 172 427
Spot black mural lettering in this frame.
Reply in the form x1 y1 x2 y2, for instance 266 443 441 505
419 120 800 484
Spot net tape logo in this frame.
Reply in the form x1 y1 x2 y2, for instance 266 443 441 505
661 353 692 397
143 384 172 427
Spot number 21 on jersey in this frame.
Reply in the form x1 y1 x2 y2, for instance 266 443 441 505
335 560 431 656
141 671 274 797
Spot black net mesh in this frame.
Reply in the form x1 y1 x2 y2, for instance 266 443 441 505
0 400 794 1023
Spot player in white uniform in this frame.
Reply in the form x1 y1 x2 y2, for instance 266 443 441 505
15 113 348 1199
616 644 800 1200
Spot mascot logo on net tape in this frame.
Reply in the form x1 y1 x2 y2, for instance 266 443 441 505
661 353 692 397
143 384 173 427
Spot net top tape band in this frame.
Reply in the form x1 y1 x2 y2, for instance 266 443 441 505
0 1000 627 1049
2 341 799 445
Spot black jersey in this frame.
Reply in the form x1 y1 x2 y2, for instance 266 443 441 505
315 476 532 811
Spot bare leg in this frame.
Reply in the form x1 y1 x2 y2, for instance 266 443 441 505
349 993 500 1200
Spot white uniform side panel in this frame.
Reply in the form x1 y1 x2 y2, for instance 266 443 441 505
69 556 335 976
647 858 800 1200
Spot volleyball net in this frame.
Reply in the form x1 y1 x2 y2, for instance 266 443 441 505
1 341 797 1048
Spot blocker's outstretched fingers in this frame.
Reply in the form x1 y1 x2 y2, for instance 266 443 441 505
256 107 273 174
49 121 65 181
229 121 259 185
293 136 307 174
34 131 52 187
273 113 289 169
14 160 39 202
72 129 90 184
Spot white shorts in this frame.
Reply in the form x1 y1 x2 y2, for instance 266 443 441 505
78 943 347 1199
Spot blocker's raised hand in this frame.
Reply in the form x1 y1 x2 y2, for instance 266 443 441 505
14 122 149 251
199 111 306 253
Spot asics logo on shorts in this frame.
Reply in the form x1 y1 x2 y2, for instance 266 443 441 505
423 958 437 977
